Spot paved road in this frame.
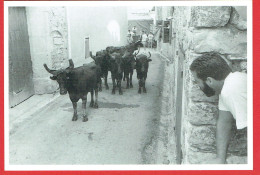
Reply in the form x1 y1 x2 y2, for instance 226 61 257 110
9 49 166 165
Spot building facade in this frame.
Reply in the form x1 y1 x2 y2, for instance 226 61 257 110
9 6 128 107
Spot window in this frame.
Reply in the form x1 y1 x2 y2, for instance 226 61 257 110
162 20 172 43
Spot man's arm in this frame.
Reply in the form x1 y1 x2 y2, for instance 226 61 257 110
203 110 234 164
215 110 234 163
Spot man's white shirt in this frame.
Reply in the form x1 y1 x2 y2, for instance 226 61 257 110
218 72 247 129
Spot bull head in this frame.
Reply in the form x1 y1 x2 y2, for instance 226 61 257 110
43 59 74 95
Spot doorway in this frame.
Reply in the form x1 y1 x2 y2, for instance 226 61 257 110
9 7 34 107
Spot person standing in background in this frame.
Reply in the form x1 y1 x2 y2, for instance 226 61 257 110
132 26 137 36
127 30 133 44
148 32 154 49
141 31 148 50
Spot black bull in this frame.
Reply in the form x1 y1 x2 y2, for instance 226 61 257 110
90 41 142 95
108 41 142 94
90 50 110 91
44 59 101 122
135 52 152 94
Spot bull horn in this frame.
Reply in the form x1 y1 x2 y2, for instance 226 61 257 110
90 51 94 58
43 64 55 74
134 47 140 56
69 59 74 69
147 52 151 59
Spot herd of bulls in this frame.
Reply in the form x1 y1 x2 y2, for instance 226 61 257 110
44 40 152 122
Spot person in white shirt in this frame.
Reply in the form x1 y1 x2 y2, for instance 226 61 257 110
127 30 133 44
148 32 154 48
190 52 247 164
141 31 148 50
132 26 137 36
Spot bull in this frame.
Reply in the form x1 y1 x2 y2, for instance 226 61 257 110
43 59 101 122
106 41 142 92
90 50 110 91
135 52 152 94
122 48 139 88
109 52 124 95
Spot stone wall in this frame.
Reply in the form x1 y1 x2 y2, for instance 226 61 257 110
158 6 247 164
26 7 69 94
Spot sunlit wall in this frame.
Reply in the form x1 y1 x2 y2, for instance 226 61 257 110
66 6 128 64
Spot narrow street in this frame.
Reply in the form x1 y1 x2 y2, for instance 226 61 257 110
9 50 168 165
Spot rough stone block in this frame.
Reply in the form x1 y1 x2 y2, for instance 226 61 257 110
186 148 216 164
191 6 231 28
193 25 247 57
230 7 247 30
228 126 247 156
230 60 246 72
188 125 216 152
186 148 247 164
189 82 219 103
188 101 218 125
227 155 247 164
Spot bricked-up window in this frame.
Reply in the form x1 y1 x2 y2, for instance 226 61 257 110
162 20 172 43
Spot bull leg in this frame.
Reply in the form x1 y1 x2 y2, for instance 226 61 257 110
82 95 88 122
143 79 147 93
118 80 123 95
130 70 133 88
112 75 116 94
89 90 94 107
72 102 78 121
94 88 99 108
126 73 130 89
138 79 142 94
99 79 102 92
105 72 109 90
123 72 126 81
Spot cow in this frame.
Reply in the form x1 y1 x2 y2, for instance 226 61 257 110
109 52 124 95
90 50 110 91
106 40 142 94
122 48 139 88
135 52 152 94
43 59 101 122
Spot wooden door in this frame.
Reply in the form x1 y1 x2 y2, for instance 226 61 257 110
9 7 34 107
175 49 184 164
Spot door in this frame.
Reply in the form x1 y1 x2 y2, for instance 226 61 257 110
9 7 34 107
175 49 184 164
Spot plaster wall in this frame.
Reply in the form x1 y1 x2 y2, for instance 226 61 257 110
26 7 69 94
66 6 128 64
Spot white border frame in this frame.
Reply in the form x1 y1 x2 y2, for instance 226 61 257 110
4 0 253 171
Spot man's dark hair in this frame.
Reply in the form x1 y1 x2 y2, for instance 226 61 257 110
190 52 231 81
